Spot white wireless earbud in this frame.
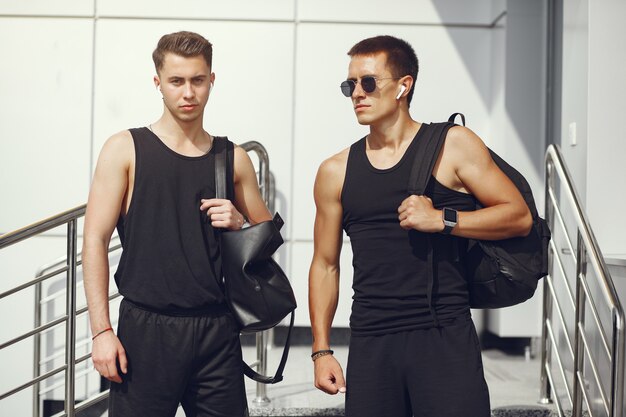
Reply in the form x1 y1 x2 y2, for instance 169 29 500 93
396 85 406 100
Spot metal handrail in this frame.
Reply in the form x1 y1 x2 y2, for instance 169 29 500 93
0 140 276 416
0 207 84 417
31 242 122 417
0 206 86 250
540 144 625 417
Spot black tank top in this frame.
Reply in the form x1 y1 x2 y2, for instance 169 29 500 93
342 123 477 335
114 128 234 313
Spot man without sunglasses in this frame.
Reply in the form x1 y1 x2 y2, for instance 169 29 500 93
83 31 272 416
308 35 532 417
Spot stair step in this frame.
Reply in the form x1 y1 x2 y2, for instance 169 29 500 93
248 405 558 417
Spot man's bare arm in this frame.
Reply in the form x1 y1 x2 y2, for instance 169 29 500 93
399 126 532 240
309 153 348 394
232 146 273 224
200 145 272 228
82 131 132 383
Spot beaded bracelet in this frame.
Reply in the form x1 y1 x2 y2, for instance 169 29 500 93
311 349 334 361
92 327 113 341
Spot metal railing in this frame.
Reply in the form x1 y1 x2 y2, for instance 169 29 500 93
31 239 122 417
0 140 276 416
540 144 625 417
0 205 85 417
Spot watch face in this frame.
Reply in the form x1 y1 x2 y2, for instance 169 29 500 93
443 208 457 223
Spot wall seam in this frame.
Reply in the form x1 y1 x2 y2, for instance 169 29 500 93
287 0 299 295
88 3 98 186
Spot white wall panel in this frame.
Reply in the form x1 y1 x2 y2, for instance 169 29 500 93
292 23 492 240
290 241 353 327
0 0 93 16
486 284 543 337
586 0 626 255
559 0 588 202
298 0 494 25
92 20 295 227
0 18 93 232
97 0 294 21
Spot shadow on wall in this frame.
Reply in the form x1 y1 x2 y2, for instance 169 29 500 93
433 0 547 177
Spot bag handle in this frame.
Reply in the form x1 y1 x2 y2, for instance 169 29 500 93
448 112 465 126
214 137 294 384
242 311 294 384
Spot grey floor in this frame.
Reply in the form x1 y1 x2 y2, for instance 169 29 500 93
238 345 554 415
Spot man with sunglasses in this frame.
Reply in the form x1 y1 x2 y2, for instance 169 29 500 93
308 35 532 417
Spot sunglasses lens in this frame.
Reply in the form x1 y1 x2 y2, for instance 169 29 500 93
340 81 354 97
361 76 377 93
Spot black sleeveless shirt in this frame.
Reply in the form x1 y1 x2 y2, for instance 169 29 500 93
114 128 234 313
341 123 477 335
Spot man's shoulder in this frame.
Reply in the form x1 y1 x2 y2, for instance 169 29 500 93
99 129 134 159
104 129 133 149
319 146 350 174
439 124 492 175
443 125 488 154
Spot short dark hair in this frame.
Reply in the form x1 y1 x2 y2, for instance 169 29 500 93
152 31 213 74
347 35 419 106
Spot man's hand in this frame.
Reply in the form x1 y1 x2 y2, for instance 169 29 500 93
314 355 347 395
200 198 245 230
398 195 443 233
92 331 128 384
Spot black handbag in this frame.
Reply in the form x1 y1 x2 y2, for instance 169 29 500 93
213 137 297 383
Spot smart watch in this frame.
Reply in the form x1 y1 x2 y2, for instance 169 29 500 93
441 207 458 234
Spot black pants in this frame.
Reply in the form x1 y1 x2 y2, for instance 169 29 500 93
345 315 490 417
108 299 248 417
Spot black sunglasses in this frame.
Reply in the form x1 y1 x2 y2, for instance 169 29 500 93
340 76 400 97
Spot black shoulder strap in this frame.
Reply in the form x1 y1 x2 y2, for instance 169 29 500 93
407 114 465 194
407 122 455 195
214 137 227 200
406 114 464 329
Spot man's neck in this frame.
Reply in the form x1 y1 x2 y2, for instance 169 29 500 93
367 115 421 150
152 114 208 146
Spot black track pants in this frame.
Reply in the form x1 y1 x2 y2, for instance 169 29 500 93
345 315 490 417
108 299 249 417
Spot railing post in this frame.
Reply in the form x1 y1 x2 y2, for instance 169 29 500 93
240 141 274 406
252 332 270 405
611 308 625 417
540 160 554 404
572 232 586 417
65 220 78 417
33 281 42 417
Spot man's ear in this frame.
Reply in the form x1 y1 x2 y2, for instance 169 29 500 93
400 75 414 95
153 75 160 91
